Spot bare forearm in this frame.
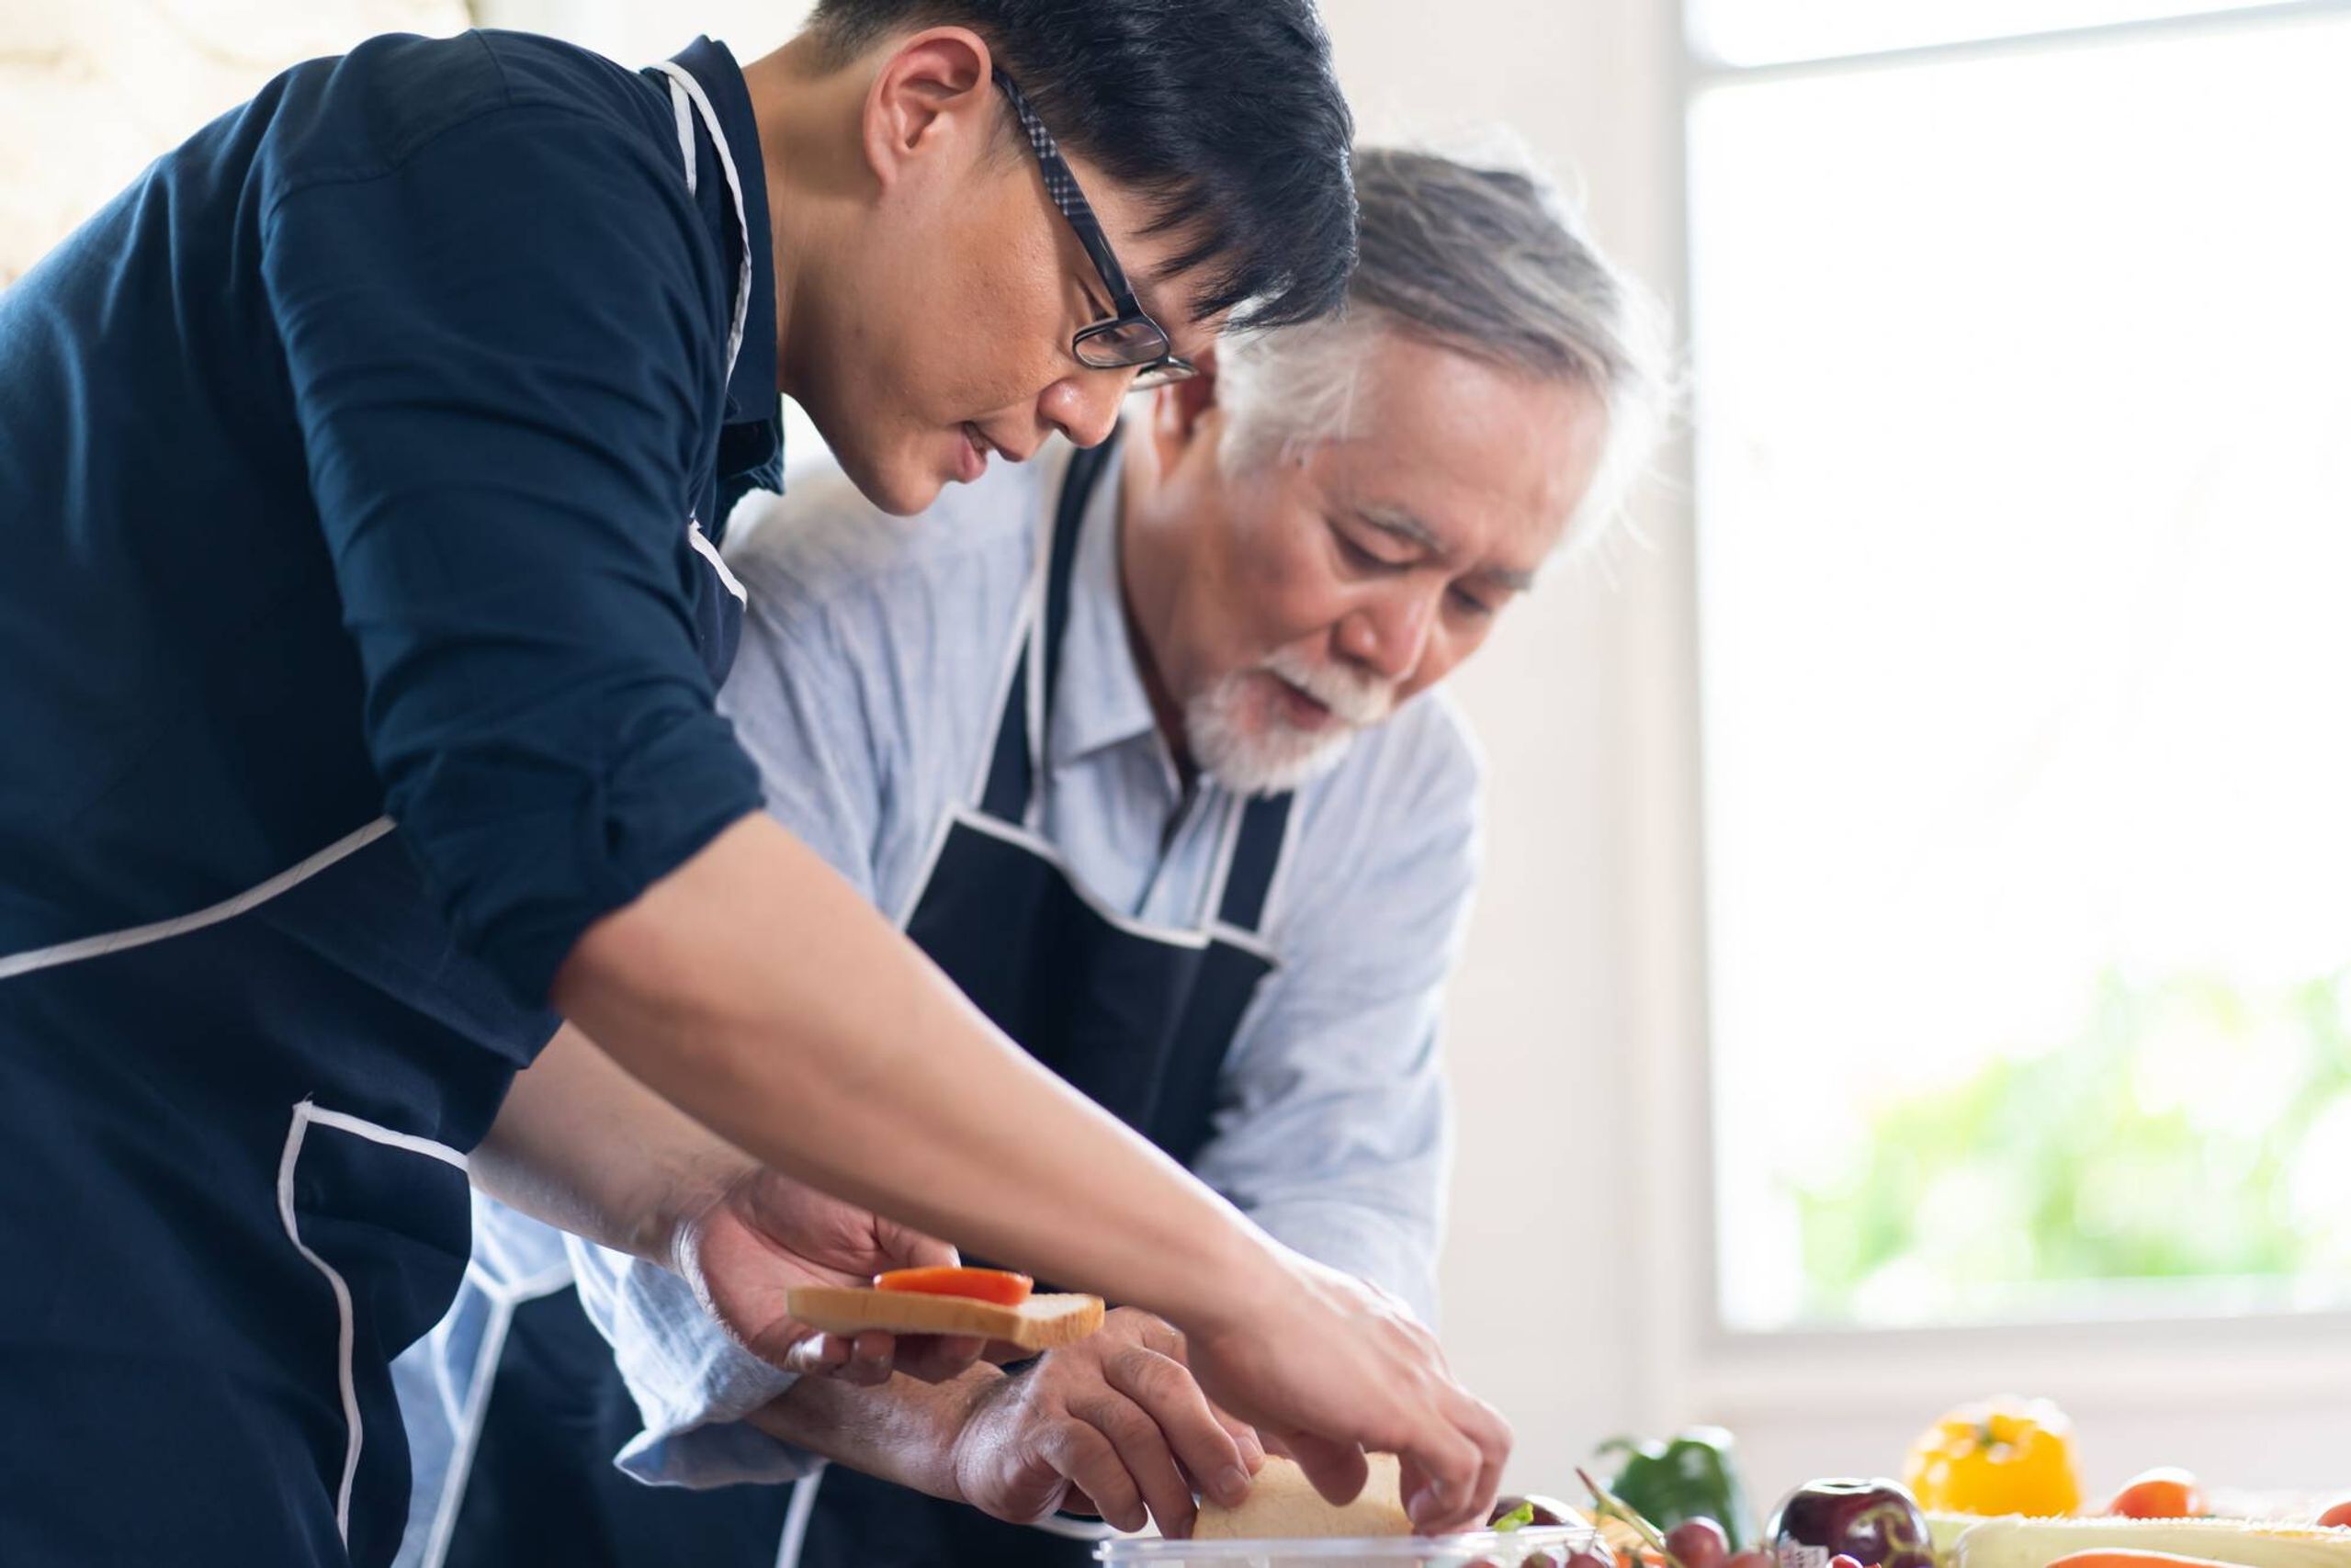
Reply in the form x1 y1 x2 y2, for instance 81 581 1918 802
744 1367 989 1502
471 1021 749 1269
551 813 1277 1324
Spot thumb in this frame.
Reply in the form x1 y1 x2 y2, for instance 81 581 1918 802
877 1220 960 1270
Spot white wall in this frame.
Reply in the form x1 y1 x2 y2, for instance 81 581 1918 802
1321 0 1698 1496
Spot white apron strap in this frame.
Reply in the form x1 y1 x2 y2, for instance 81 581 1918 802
653 62 753 386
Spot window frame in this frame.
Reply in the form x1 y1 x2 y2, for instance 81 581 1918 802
1640 0 2351 1414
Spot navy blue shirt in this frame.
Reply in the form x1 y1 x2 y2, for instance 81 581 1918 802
0 31 779 1003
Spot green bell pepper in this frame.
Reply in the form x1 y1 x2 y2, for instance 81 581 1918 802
1598 1427 1757 1551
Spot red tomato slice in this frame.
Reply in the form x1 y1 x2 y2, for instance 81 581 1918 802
872 1266 1034 1306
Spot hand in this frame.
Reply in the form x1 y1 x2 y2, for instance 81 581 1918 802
1178 1250 1511 1535
948 1307 1265 1538
673 1166 990 1385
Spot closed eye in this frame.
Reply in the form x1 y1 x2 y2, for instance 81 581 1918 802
1331 519 1413 571
1449 584 1499 618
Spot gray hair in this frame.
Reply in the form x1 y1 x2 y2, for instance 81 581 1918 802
1215 145 1668 553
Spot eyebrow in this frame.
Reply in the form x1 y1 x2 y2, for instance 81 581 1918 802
1353 505 1539 594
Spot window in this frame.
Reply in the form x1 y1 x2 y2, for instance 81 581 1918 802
1687 3 2351 1333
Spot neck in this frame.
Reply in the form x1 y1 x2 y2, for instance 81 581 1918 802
740 35 866 405
1116 443 1193 772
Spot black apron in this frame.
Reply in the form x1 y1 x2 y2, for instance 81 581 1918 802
435 437 1294 1568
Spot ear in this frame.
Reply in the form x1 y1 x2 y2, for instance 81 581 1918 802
858 28 997 193
1146 344 1222 468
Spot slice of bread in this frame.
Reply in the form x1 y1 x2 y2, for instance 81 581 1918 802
1192 1454 1413 1540
785 1285 1104 1350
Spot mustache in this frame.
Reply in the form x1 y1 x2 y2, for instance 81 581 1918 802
1260 647 1395 727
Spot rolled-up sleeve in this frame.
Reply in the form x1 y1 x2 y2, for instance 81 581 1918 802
566 556 899 1487
262 105 762 1001
1188 712 1486 1327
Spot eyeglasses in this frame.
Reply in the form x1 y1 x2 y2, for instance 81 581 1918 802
993 69 1197 392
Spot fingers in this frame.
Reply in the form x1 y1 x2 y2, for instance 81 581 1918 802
781 1329 898 1385
1458 1390 1512 1529
1101 1347 1252 1509
1215 1405 1267 1474
1068 1387 1198 1540
889 1334 986 1384
1395 1387 1510 1533
1040 1420 1147 1535
876 1219 960 1271
1281 1432 1371 1509
1396 1393 1509 1535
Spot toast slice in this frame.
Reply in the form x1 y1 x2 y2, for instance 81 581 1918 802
786 1285 1105 1350
1192 1454 1412 1540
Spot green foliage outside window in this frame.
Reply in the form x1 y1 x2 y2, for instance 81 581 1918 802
1788 966 2351 1323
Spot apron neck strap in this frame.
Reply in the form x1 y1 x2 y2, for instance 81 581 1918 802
1215 792 1294 934
978 437 1117 821
654 62 753 389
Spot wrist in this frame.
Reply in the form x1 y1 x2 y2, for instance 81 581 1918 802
649 1151 757 1277
937 1366 1011 1507
1162 1218 1293 1340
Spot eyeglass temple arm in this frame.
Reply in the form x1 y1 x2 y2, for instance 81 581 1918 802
990 68 1145 312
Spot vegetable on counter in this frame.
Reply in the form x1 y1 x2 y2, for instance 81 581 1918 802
1904 1397 2084 1517
1668 1518 1733 1568
1490 1495 1591 1530
1950 1514 2351 1568
2108 1470 2208 1520
2048 1551 2248 1568
1600 1427 1758 1551
1769 1478 1937 1568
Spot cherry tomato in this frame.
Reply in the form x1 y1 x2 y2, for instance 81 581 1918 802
2107 1469 2204 1519
2317 1497 2351 1529
871 1266 1034 1305
1668 1518 1732 1568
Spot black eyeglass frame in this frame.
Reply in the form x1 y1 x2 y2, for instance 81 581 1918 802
992 68 1197 391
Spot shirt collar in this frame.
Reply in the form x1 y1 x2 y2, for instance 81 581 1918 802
665 37 782 490
1048 432 1173 776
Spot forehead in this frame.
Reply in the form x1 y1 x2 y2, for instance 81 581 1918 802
1306 333 1610 563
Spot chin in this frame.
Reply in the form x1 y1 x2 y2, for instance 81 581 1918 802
831 444 940 518
1186 682 1359 797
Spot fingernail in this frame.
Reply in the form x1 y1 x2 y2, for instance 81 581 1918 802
1215 1467 1250 1506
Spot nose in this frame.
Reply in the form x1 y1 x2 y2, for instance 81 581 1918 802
1336 583 1440 684
1037 368 1132 450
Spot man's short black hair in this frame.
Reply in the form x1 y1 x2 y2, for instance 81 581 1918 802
808 0 1357 332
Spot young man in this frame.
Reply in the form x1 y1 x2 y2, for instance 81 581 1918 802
0 6 1511 1565
406 147 1664 1568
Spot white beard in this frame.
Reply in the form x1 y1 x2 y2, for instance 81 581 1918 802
1183 647 1395 797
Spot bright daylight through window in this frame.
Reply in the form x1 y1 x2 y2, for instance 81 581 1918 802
1688 4 2351 1332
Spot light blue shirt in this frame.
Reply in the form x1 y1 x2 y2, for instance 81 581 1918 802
394 432 1482 1533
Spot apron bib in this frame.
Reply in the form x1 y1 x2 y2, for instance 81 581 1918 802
439 438 1294 1568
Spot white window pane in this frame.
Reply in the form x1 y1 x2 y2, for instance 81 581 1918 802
1690 0 2284 68
1690 16 2351 1330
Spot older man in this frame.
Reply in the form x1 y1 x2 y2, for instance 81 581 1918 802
398 147 1659 1568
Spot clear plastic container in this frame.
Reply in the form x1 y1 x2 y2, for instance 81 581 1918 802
1095 1524 1601 1567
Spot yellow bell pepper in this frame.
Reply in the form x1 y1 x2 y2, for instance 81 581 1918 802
1904 1396 2084 1517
